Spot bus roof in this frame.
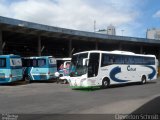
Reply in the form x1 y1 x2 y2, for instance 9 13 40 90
73 50 156 58
23 56 54 59
0 54 21 58
55 58 71 61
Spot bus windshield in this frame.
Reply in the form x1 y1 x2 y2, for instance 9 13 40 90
70 53 88 77
10 58 22 67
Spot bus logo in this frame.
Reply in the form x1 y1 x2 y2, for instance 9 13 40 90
127 65 136 71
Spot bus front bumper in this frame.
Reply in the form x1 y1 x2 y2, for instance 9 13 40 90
69 77 94 88
0 76 23 84
32 74 57 81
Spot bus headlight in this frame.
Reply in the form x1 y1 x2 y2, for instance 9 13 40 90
55 72 60 77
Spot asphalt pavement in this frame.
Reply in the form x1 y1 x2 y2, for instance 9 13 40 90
0 78 160 119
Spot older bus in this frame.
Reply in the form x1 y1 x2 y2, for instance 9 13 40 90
0 55 23 84
22 56 57 82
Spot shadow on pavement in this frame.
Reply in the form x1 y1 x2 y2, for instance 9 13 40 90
0 79 62 86
30 80 57 84
71 81 157 92
123 96 160 120
108 81 157 89
0 80 27 86
131 96 160 114
73 87 101 92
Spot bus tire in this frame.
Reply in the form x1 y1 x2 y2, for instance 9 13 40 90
25 76 31 83
141 75 146 84
101 78 110 89
63 79 68 84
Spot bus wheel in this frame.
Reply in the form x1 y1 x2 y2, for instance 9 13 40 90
101 78 110 89
25 76 31 83
63 79 68 84
141 75 146 84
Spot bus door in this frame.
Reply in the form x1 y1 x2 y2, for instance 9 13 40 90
88 53 100 78
0 58 7 82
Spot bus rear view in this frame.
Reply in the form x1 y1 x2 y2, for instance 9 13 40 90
0 55 23 84
22 56 57 82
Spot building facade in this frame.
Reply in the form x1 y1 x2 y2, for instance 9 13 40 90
97 25 116 35
146 28 160 40
107 24 116 35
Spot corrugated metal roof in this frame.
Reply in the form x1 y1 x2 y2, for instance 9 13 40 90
1 16 160 44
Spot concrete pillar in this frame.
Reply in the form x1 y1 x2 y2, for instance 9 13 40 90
68 40 72 57
119 43 122 50
158 50 160 64
95 41 98 50
140 46 143 54
0 30 3 55
37 36 41 56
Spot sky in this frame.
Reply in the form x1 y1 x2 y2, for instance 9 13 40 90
0 0 160 38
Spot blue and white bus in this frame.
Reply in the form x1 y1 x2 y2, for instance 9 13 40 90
22 56 57 82
69 50 157 88
0 55 23 84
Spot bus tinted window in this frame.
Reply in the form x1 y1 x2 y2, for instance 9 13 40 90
71 53 88 66
33 59 37 66
22 59 46 67
101 54 109 66
114 55 123 64
0 58 6 67
37 59 46 67
22 59 32 67
101 53 155 66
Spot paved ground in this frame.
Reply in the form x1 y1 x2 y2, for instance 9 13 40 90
0 78 160 115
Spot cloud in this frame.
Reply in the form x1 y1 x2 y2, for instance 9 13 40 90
0 0 140 36
0 2 10 17
153 10 160 18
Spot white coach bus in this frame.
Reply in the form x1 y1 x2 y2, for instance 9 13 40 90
69 50 157 88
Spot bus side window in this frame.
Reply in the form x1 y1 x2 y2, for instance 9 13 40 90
38 59 46 67
0 58 6 67
109 56 114 64
27 59 32 67
124 56 129 64
101 54 111 67
33 59 37 67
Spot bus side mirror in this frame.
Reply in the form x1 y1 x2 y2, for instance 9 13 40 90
83 58 88 66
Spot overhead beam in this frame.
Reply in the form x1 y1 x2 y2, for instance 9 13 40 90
95 40 98 50
140 46 143 54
